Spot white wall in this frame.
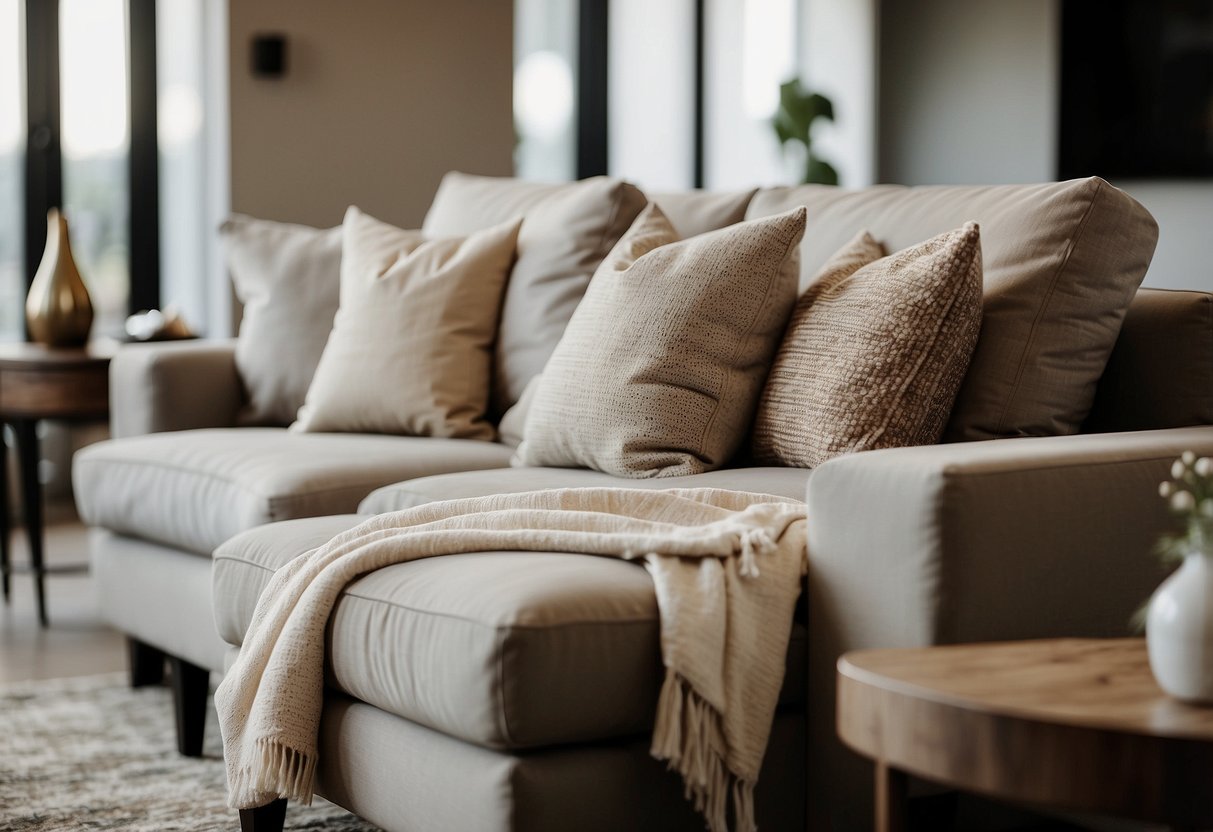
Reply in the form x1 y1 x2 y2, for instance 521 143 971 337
800 0 879 187
877 0 1213 291
608 0 696 190
878 0 1057 186
704 0 798 189
1121 182 1213 291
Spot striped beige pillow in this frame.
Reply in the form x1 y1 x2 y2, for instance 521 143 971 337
752 224 983 467
518 203 806 477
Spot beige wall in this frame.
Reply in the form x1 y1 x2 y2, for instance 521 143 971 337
228 1 514 231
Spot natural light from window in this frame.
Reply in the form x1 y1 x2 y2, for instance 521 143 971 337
0 0 22 341
60 0 129 339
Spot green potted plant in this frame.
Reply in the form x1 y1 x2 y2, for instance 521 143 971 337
772 78 839 186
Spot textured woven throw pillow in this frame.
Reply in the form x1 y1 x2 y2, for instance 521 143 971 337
752 224 983 467
220 216 343 426
517 203 806 477
292 207 519 439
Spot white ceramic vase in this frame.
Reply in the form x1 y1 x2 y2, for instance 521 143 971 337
1147 552 1213 703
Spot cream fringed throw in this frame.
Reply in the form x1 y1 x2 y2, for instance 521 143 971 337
215 488 807 832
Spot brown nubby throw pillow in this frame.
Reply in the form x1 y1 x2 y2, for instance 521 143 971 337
752 224 984 468
744 178 1157 440
518 203 806 478
292 207 520 439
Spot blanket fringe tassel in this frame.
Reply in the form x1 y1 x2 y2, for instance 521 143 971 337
651 672 757 832
229 737 317 810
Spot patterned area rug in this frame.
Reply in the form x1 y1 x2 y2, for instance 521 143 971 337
0 673 380 831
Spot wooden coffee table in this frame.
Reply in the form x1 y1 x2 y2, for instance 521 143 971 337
0 341 115 626
837 638 1213 832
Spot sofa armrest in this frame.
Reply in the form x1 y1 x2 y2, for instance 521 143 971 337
803 426 1213 825
110 340 244 438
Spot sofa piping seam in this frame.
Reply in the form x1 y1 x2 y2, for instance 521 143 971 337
212 556 662 630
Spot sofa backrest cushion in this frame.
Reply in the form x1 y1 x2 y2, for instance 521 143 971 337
747 178 1159 441
651 188 757 237
220 215 343 426
1084 288 1213 434
423 173 646 415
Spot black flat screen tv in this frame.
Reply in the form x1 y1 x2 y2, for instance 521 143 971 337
1059 0 1213 179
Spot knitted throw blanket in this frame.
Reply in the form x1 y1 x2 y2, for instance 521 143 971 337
216 487 807 832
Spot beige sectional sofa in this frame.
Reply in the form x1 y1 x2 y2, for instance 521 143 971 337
73 173 1213 830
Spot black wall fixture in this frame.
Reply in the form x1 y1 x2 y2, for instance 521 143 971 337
576 0 609 179
252 34 288 78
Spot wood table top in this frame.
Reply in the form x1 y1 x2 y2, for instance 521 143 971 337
839 638 1213 741
0 339 119 369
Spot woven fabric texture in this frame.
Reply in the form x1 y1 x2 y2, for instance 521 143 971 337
752 224 983 467
518 203 805 477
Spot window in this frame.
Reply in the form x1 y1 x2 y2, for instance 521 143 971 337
60 0 130 338
2 0 228 344
0 0 22 341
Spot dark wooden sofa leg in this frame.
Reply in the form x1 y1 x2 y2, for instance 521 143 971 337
127 637 166 687
239 798 287 832
168 655 210 757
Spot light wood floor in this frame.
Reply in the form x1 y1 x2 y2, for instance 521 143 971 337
0 506 126 683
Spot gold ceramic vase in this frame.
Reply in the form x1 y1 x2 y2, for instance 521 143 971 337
26 208 93 347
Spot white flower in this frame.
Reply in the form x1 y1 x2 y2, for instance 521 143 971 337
1172 491 1196 512
1196 457 1213 477
1173 460 1187 480
1183 451 1197 466
1200 499 1213 519
1160 481 1175 498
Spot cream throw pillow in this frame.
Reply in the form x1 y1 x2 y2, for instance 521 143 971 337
292 207 519 439
517 203 806 478
220 216 343 426
752 224 983 467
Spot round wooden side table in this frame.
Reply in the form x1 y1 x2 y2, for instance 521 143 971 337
838 638 1213 832
0 341 115 627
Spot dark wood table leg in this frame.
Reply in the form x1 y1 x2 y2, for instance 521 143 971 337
0 422 9 603
875 762 909 832
13 419 47 627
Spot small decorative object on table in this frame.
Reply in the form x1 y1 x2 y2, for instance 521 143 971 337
25 208 93 347
1147 450 1213 703
124 307 197 342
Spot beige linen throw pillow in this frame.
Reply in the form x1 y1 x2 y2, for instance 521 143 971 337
752 224 983 468
518 203 806 478
220 216 343 426
292 207 519 439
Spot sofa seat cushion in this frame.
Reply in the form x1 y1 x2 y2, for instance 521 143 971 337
213 514 807 751
359 465 813 514
73 428 513 555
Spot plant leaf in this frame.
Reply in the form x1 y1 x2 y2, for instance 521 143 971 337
805 156 839 185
